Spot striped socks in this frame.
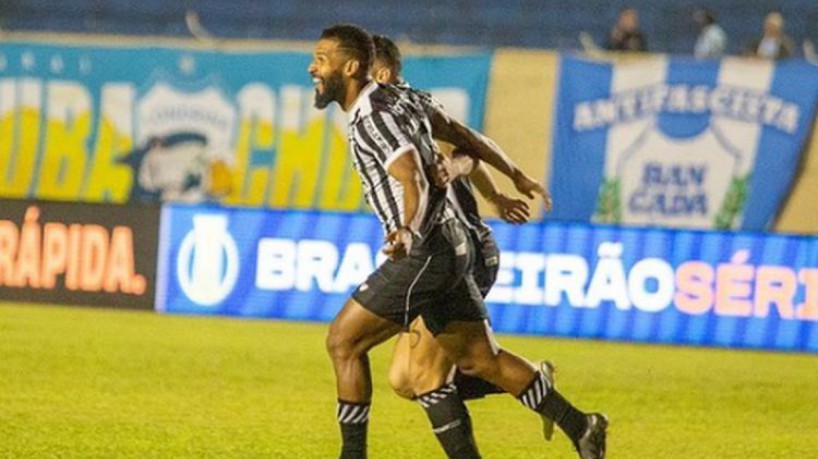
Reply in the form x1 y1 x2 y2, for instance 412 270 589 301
452 370 504 400
518 372 588 443
518 371 550 410
418 383 481 459
337 400 370 459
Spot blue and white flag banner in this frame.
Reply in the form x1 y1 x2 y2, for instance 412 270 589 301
158 204 818 353
0 39 491 209
550 55 818 231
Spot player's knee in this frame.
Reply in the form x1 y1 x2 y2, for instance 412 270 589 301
325 328 354 361
409 365 448 395
455 354 499 381
387 365 414 400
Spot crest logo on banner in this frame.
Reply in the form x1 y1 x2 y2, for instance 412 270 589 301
127 75 236 203
551 56 818 231
176 214 240 306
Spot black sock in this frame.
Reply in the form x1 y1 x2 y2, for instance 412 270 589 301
518 372 588 443
453 370 504 400
337 400 370 459
418 383 482 459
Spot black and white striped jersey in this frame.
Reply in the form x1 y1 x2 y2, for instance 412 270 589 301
395 81 494 242
448 178 493 242
347 81 455 239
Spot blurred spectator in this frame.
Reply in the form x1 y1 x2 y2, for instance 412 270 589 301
186 10 217 44
805 39 818 64
693 8 727 59
747 12 795 59
605 7 647 52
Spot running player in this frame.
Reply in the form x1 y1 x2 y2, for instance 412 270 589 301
370 34 559 455
311 24 607 459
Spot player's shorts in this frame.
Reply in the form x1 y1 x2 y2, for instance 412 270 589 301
470 230 499 298
352 218 488 335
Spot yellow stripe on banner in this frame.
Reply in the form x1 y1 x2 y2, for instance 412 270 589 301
775 115 818 234
482 49 557 221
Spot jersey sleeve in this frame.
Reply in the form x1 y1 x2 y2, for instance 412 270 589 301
413 89 446 118
355 111 415 170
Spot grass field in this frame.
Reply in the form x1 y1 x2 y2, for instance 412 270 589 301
2 303 818 458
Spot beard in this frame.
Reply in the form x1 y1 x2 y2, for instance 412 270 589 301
313 70 346 109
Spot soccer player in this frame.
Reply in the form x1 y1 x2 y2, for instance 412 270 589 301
370 33 558 456
310 24 607 459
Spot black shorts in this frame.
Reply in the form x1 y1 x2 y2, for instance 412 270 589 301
352 219 488 335
471 230 499 298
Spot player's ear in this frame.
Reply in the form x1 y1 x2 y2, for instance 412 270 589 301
344 59 360 78
374 67 391 84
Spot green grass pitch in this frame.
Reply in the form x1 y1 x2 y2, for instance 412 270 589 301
2 303 818 458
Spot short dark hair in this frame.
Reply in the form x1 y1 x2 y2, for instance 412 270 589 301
372 34 402 77
320 24 374 80
695 8 716 25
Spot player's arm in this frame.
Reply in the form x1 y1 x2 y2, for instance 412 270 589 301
427 106 545 199
356 110 424 259
468 160 533 223
385 148 425 259
433 150 477 185
432 148 539 223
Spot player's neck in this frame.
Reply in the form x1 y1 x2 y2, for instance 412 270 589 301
341 78 373 112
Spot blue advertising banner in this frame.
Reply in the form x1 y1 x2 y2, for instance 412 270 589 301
156 205 386 321
0 40 491 210
157 205 818 352
550 55 818 231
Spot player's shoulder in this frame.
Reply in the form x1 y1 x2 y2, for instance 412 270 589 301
391 82 436 107
367 84 402 108
398 84 444 114
407 86 434 103
360 83 422 119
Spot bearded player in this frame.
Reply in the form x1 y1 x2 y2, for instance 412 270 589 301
311 24 608 459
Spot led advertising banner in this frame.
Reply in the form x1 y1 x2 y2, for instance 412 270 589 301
157 205 818 352
0 199 160 309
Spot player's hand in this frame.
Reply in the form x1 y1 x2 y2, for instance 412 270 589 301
489 193 531 224
512 170 546 199
383 227 414 260
542 189 553 212
432 153 455 188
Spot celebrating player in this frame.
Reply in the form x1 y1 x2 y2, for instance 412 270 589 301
371 33 560 456
310 24 607 459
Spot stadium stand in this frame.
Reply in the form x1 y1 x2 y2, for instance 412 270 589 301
1 0 817 54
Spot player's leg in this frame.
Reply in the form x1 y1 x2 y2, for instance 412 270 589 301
387 317 452 399
388 230 503 401
377 221 485 459
433 318 606 459
326 298 402 459
461 231 557 440
451 232 505 401
405 316 454 394
425 224 606 459
330 243 471 459
386 331 414 400
327 298 402 400
399 316 481 459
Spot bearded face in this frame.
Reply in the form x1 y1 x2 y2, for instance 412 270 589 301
309 38 356 110
313 68 345 109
